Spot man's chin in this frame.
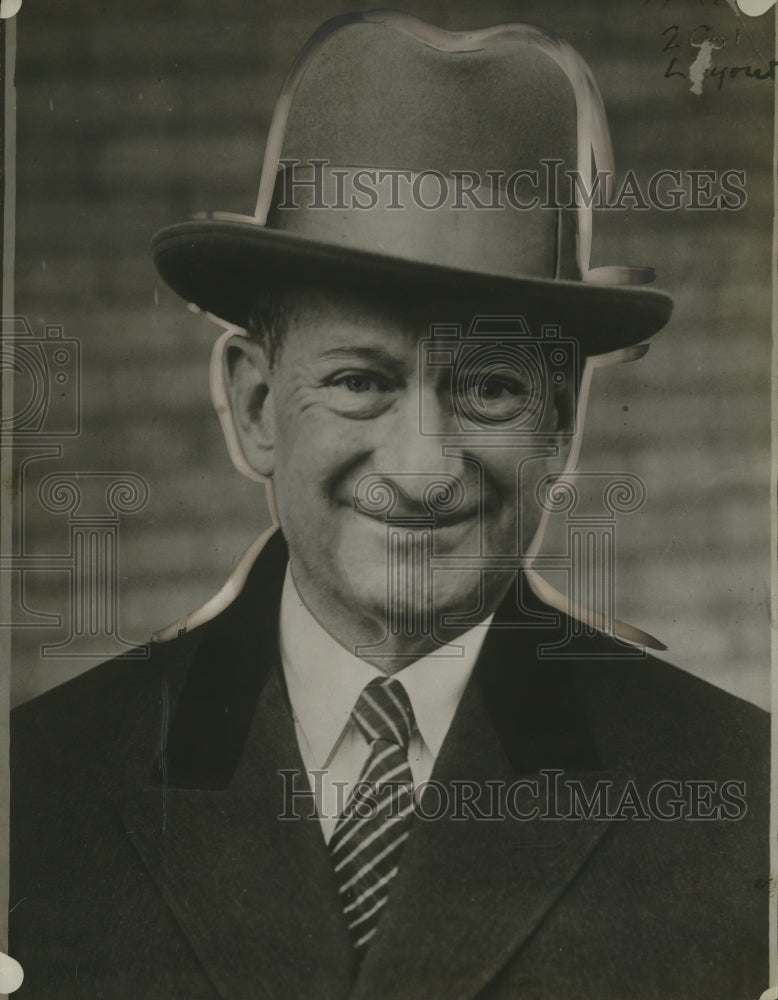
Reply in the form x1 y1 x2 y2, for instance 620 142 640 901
337 565 486 638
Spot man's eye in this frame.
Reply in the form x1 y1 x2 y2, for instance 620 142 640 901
478 377 524 400
452 367 535 426
460 372 529 405
332 373 390 393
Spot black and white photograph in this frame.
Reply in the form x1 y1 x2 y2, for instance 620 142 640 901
1 2 775 998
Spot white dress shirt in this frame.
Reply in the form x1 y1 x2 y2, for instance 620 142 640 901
279 566 493 842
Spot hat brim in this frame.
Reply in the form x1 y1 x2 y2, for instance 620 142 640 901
152 219 673 355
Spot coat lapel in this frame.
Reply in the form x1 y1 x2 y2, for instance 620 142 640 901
113 531 356 1000
115 668 356 1000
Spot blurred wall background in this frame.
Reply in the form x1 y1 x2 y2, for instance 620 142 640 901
9 0 773 708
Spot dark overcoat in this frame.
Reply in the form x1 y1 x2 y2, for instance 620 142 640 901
10 531 770 999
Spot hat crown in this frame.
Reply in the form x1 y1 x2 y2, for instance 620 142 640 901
256 12 616 281
281 22 577 177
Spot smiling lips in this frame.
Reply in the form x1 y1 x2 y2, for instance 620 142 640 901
355 502 481 529
351 480 481 529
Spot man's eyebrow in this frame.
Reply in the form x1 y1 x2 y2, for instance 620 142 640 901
317 347 407 370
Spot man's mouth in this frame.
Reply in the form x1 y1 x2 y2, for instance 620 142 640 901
350 476 479 528
351 498 480 529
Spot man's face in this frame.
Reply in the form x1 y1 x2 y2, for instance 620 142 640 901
229 285 575 654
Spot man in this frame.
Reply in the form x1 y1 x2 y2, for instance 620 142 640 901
10 11 770 999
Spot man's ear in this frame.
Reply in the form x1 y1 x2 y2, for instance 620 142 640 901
218 333 276 480
548 375 579 473
554 379 577 430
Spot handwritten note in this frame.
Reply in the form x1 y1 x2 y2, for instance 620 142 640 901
661 21 775 92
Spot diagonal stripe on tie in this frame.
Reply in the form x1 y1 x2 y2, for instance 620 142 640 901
329 676 416 952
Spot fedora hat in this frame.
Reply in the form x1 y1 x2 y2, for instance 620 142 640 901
152 10 673 354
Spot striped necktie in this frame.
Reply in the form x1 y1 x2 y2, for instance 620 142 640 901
329 676 416 951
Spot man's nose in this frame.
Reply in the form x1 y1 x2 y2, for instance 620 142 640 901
361 387 474 517
374 383 462 475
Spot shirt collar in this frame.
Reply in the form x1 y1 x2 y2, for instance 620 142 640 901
279 565 493 767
